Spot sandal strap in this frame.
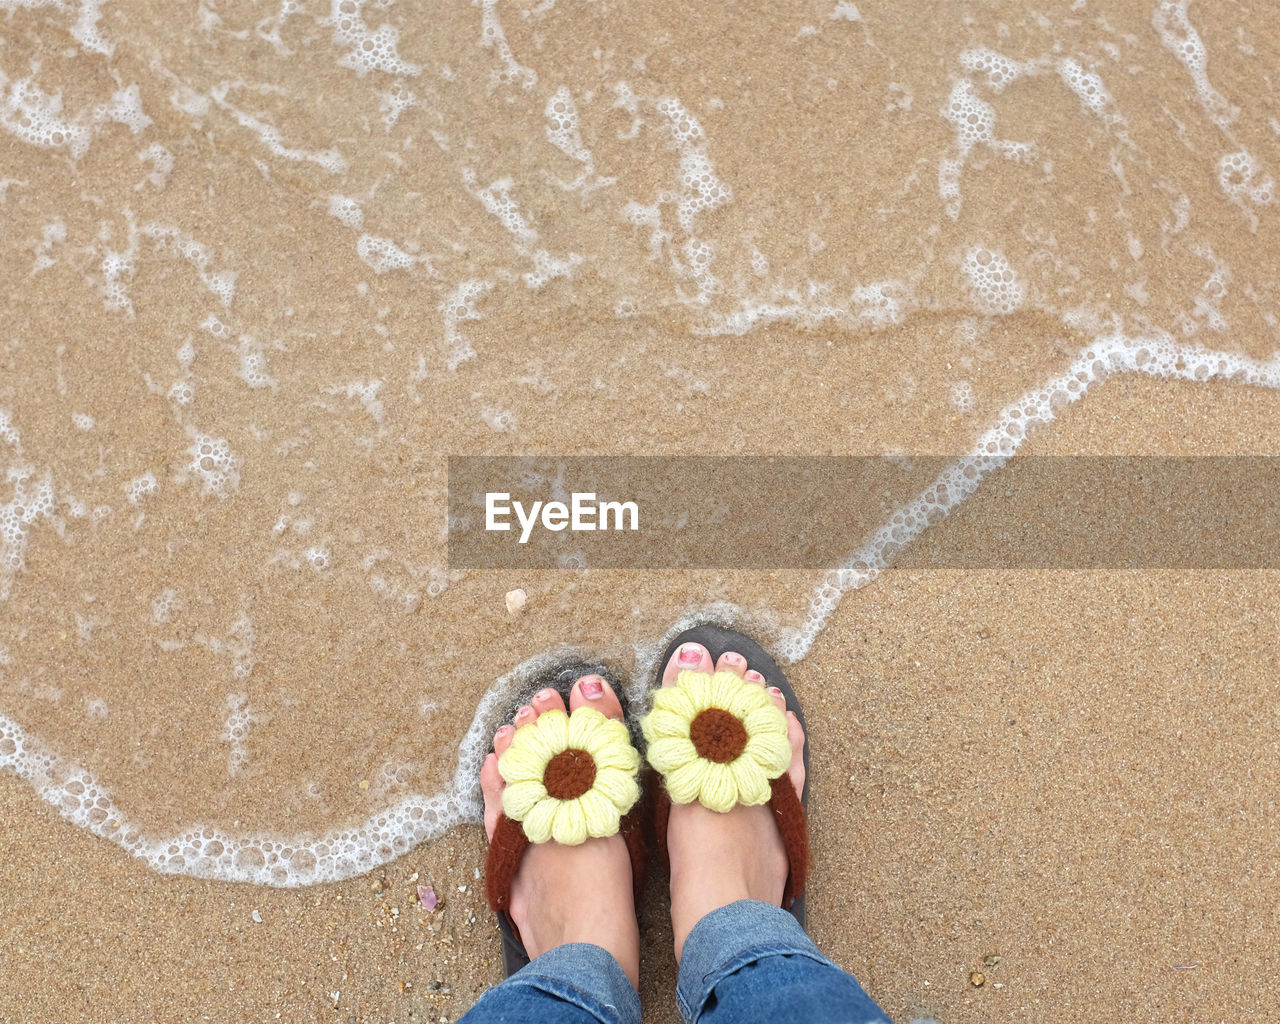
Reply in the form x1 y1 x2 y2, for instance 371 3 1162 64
485 813 529 914
768 774 810 908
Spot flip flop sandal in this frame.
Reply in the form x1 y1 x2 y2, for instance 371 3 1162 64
643 624 810 929
483 663 649 977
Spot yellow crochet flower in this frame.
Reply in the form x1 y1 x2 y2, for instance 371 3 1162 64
643 669 791 813
499 706 641 846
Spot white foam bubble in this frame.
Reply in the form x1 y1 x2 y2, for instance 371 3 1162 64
31 217 66 274
356 234 423 275
702 278 913 337
1217 150 1273 229
481 405 515 432
328 0 422 78
168 380 195 406
656 96 732 232
1153 0 1236 130
439 279 491 370
237 335 276 389
71 412 94 431
939 76 1034 218
622 201 669 260
196 612 257 680
377 78 418 130
151 588 182 625
69 0 113 55
852 280 910 328
124 471 157 504
1056 58 1122 126
331 379 384 422
477 0 536 90
96 84 151 135
679 237 720 304
255 0 303 55
1 463 54 601
524 248 582 290
209 85 348 174
612 81 643 139
544 86 613 193
1181 245 1230 334
184 432 242 499
962 247 1026 316
470 175 538 244
100 247 136 316
328 194 365 229
222 693 262 776
0 410 19 451
959 47 1036 93
0 67 94 158
202 314 232 340
140 225 238 307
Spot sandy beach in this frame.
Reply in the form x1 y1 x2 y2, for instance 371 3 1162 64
2 0 1278 1020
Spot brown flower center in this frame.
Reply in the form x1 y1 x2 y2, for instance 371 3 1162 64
689 707 748 763
542 748 598 800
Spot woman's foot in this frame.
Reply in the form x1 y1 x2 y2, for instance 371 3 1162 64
660 642 807 963
480 674 641 988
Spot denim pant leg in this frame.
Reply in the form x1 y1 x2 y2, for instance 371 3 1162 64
460 942 641 1024
676 900 893 1024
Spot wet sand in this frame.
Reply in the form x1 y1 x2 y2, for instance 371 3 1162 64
5 556 1280 1023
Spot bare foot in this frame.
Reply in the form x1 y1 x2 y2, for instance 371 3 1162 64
660 642 807 963
480 674 641 988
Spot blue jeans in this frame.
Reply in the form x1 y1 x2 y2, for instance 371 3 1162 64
460 900 893 1024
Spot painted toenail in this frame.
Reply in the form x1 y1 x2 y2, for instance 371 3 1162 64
580 676 603 698
723 652 744 665
745 670 763 681
537 688 555 701
769 687 782 696
678 645 702 664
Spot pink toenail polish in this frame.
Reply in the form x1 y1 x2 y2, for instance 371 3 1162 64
538 688 555 701
581 676 603 698
678 645 702 664
769 687 782 696
723 653 744 665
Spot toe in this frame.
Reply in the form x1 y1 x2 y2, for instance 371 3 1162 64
569 673 624 720
785 710 806 797
531 687 566 716
494 723 515 757
481 751 504 840
513 704 536 730
764 684 786 711
662 641 712 686
716 650 748 677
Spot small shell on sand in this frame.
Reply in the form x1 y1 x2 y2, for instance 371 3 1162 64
505 588 527 615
